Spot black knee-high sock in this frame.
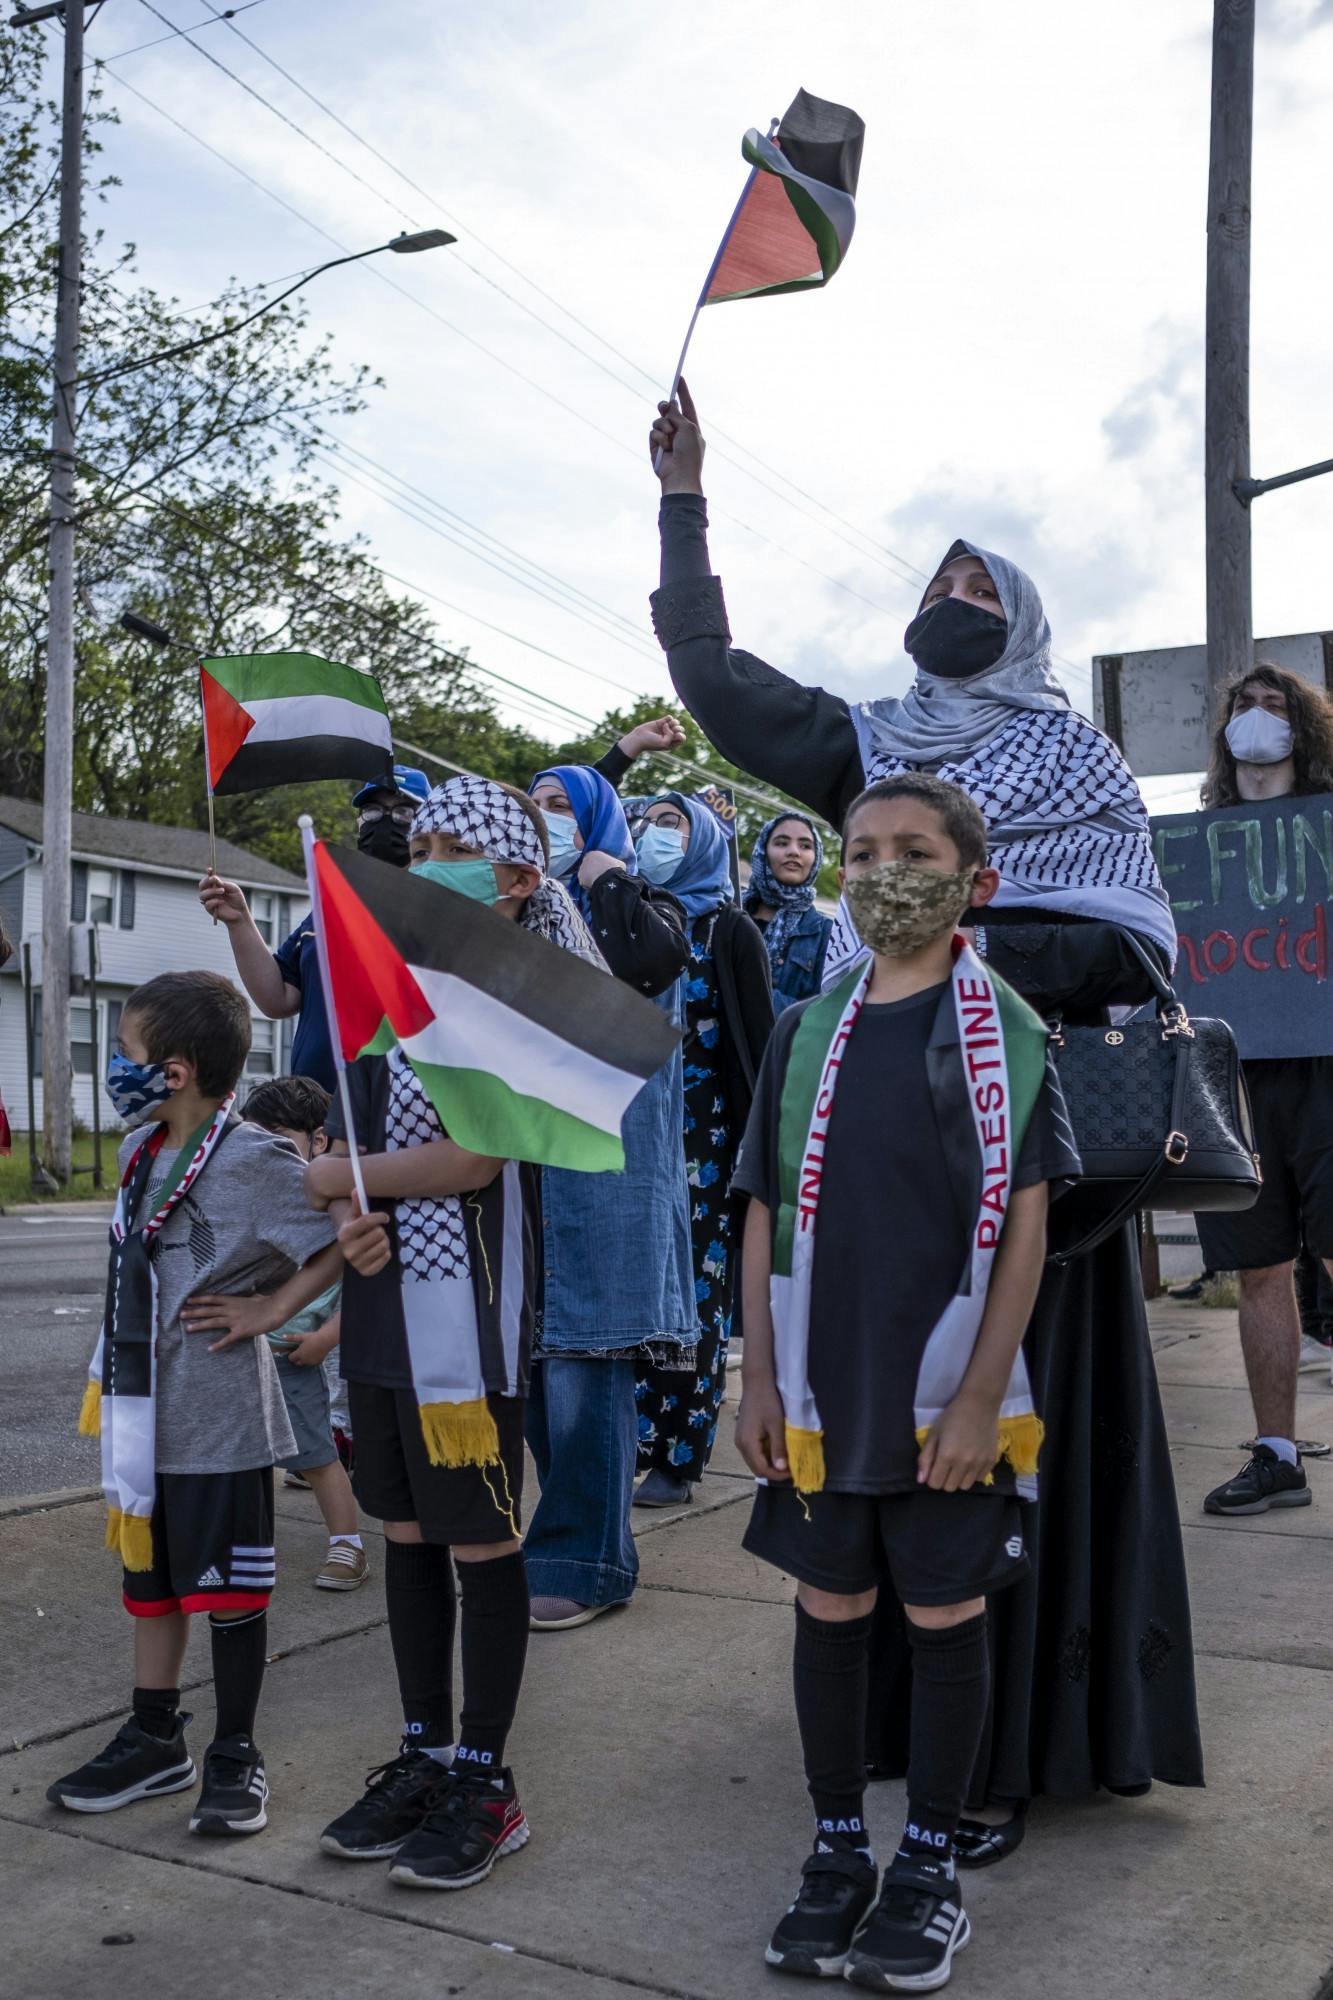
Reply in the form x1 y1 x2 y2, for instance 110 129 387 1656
209 1609 267 1744
385 1540 457 1749
900 1612 990 1864
792 1602 874 1852
132 1685 181 1742
454 1550 529 1775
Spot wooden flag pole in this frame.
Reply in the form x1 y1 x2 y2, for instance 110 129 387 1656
299 814 370 1216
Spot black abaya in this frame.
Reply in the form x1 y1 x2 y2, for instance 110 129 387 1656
650 493 1204 1797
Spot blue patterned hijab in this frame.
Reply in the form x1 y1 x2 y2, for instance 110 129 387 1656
744 811 824 969
638 792 734 918
530 763 636 917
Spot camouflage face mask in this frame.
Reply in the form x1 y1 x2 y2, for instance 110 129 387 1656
844 860 976 959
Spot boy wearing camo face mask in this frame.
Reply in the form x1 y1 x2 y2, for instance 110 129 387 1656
732 773 1080 1991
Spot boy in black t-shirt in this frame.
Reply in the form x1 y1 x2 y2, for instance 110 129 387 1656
734 775 1079 1990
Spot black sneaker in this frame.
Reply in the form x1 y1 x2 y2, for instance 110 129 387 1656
388 1766 529 1890
845 1854 970 1993
1204 1445 1312 1516
46 1712 195 1814
320 1747 449 1859
765 1844 878 1978
188 1735 268 1836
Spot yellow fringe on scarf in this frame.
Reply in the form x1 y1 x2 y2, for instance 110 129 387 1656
418 1396 501 1471
784 1424 827 1496
914 1412 1046 1484
77 1377 102 1438
105 1506 154 1572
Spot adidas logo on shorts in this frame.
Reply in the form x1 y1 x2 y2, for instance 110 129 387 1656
196 1565 225 1589
1004 1535 1024 1560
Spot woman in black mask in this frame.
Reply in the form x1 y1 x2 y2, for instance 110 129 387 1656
646 385 1202 1850
199 765 430 1093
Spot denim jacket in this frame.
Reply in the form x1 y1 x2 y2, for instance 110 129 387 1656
539 980 696 1352
769 906 834 1014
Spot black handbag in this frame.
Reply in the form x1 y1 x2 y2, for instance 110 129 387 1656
1045 932 1261 1266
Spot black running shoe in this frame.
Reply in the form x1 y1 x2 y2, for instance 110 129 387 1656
765 1844 878 1978
320 1747 449 1860
1204 1445 1311 1516
46 1713 195 1814
845 1854 970 1993
388 1766 529 1890
189 1735 268 1836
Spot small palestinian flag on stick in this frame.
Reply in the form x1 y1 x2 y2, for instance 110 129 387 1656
661 88 865 410
201 651 393 797
305 834 680 1174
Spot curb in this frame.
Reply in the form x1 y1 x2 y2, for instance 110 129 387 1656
0 1200 114 1218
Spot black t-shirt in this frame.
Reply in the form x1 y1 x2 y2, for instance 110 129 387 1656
733 981 1081 1494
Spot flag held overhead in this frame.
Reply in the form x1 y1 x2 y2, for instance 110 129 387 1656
200 651 393 795
701 88 865 307
311 840 681 1174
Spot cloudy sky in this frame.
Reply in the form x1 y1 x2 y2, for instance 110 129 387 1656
51 0 1333 806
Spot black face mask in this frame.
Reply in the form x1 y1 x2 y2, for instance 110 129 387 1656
904 595 1008 680
357 816 410 867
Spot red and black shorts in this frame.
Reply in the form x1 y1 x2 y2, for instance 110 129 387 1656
122 1467 275 1618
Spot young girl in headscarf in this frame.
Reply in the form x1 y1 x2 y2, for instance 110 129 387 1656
743 811 834 1011
521 763 696 1628
631 791 773 1506
643 385 1201 1838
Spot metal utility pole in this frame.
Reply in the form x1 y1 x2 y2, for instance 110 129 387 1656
1204 0 1256 712
18 0 88 1184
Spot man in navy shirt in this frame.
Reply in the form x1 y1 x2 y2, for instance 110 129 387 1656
199 766 429 1090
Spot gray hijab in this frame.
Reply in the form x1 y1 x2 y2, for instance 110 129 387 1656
851 539 1070 770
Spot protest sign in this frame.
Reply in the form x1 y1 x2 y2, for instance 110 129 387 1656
1150 790 1333 1058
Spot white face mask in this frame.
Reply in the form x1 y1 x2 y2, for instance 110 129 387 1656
1225 705 1294 767
541 809 581 878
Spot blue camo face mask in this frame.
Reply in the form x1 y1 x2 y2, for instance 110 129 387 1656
635 824 686 887
410 857 502 905
105 1051 172 1126
541 811 581 879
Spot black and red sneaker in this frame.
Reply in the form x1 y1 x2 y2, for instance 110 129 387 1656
388 1766 529 1890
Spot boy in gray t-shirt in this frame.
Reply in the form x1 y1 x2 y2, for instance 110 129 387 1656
47 971 341 1839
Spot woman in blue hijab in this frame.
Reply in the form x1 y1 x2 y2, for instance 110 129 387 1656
520 764 696 1631
743 811 833 1012
631 792 774 1506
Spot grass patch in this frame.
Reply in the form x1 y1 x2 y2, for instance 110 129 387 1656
0 1130 112 1207
1200 1273 1240 1311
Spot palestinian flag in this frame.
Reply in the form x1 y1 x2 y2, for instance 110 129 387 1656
700 88 864 306
200 651 393 796
309 840 680 1172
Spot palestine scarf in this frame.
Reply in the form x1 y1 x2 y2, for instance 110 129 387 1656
770 946 1046 1497
827 539 1175 979
79 1098 236 1569
414 774 606 966
744 810 824 973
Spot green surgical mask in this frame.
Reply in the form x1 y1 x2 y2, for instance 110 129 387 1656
411 857 502 905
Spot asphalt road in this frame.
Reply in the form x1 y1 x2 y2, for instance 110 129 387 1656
0 1210 109 1497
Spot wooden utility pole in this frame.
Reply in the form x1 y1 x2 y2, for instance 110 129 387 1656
1204 0 1256 714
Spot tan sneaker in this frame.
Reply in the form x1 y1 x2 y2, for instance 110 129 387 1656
316 1541 370 1591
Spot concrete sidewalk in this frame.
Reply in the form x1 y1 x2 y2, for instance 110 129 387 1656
2 1303 1331 2000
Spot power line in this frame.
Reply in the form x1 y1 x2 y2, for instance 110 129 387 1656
95 0 269 65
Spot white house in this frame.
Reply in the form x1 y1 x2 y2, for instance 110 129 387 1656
0 797 306 1136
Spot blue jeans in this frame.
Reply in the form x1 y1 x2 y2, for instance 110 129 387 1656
523 1357 639 1607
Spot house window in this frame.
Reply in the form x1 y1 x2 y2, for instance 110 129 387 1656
251 891 276 947
87 866 117 926
60 999 121 1075
245 1016 277 1078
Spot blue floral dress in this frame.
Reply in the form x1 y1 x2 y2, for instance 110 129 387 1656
636 914 736 1481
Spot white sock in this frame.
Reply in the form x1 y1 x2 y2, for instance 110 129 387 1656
1257 1435 1299 1467
329 1532 363 1549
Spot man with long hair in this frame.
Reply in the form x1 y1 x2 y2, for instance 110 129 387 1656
1198 662 1333 1518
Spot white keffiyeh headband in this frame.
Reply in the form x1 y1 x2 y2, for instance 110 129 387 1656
414 776 607 968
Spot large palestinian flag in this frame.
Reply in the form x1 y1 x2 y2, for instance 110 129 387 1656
310 840 680 1172
201 652 393 796
699 88 864 306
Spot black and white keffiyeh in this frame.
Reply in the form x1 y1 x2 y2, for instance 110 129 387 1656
414 775 607 968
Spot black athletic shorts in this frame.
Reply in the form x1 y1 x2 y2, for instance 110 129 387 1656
1197 1057 1333 1270
122 1467 275 1619
743 1482 1030 1605
347 1383 525 1545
